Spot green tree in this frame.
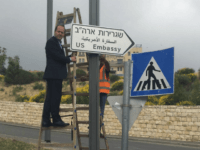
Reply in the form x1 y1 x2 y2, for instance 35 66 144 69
169 77 189 104
175 74 190 86
4 56 21 84
188 79 200 105
109 74 120 83
0 47 7 75
110 81 123 91
71 69 86 76
176 68 195 75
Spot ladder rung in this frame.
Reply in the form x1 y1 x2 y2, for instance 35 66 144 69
81 147 106 150
64 29 71 36
79 134 89 137
65 32 70 36
62 44 70 48
76 93 89 96
59 107 89 112
62 91 73 95
60 114 73 117
77 121 89 124
65 29 71 33
40 143 73 147
76 107 89 110
42 125 73 130
58 13 74 19
50 114 73 118
65 49 72 52
62 92 89 96
77 93 89 96
76 77 89 82
66 74 89 79
59 108 73 112
69 62 89 67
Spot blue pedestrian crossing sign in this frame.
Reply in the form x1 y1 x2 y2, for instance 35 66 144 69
130 47 174 97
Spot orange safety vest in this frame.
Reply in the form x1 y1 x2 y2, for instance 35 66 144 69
99 65 110 94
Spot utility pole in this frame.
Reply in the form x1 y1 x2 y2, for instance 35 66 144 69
89 0 100 150
45 0 53 142
121 61 131 150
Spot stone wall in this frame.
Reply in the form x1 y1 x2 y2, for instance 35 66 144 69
0 101 200 142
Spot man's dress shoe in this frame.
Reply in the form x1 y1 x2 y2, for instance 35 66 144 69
53 120 69 127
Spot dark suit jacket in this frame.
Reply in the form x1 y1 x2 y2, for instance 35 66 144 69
43 36 71 79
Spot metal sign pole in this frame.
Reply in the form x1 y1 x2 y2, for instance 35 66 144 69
89 0 100 150
45 0 53 142
121 61 131 150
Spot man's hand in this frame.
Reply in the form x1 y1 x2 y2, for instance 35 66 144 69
70 56 76 62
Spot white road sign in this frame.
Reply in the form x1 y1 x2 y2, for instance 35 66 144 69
71 24 135 56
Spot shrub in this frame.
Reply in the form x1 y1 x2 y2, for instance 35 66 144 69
158 95 171 105
176 101 195 106
29 90 46 103
79 81 86 86
0 88 4 91
110 81 123 91
5 66 37 85
15 95 30 102
33 82 44 90
145 101 155 105
109 91 119 96
76 84 89 104
26 90 73 104
61 95 72 104
176 68 195 75
71 69 86 76
119 90 123 95
187 73 197 82
175 74 190 86
36 71 44 80
0 75 5 81
12 86 23 95
188 79 200 105
146 96 159 105
169 77 189 104
110 74 120 83
16 69 37 84
147 95 173 105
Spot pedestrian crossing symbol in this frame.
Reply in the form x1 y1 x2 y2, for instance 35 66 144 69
131 47 174 97
134 57 171 91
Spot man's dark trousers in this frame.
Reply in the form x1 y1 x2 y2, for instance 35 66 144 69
43 79 63 122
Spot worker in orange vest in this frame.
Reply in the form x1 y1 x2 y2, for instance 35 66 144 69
99 55 110 119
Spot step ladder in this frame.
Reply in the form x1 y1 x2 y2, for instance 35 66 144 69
75 108 109 150
37 7 109 150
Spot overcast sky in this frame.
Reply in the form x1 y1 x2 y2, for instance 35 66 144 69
0 0 200 72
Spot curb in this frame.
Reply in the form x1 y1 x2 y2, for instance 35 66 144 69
1 121 200 149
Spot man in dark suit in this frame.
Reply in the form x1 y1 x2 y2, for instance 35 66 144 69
42 25 76 127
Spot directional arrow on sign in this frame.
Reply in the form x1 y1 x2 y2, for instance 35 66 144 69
71 24 135 56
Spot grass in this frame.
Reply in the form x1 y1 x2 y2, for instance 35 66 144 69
0 81 46 101
0 137 51 150
12 86 23 95
33 82 44 90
